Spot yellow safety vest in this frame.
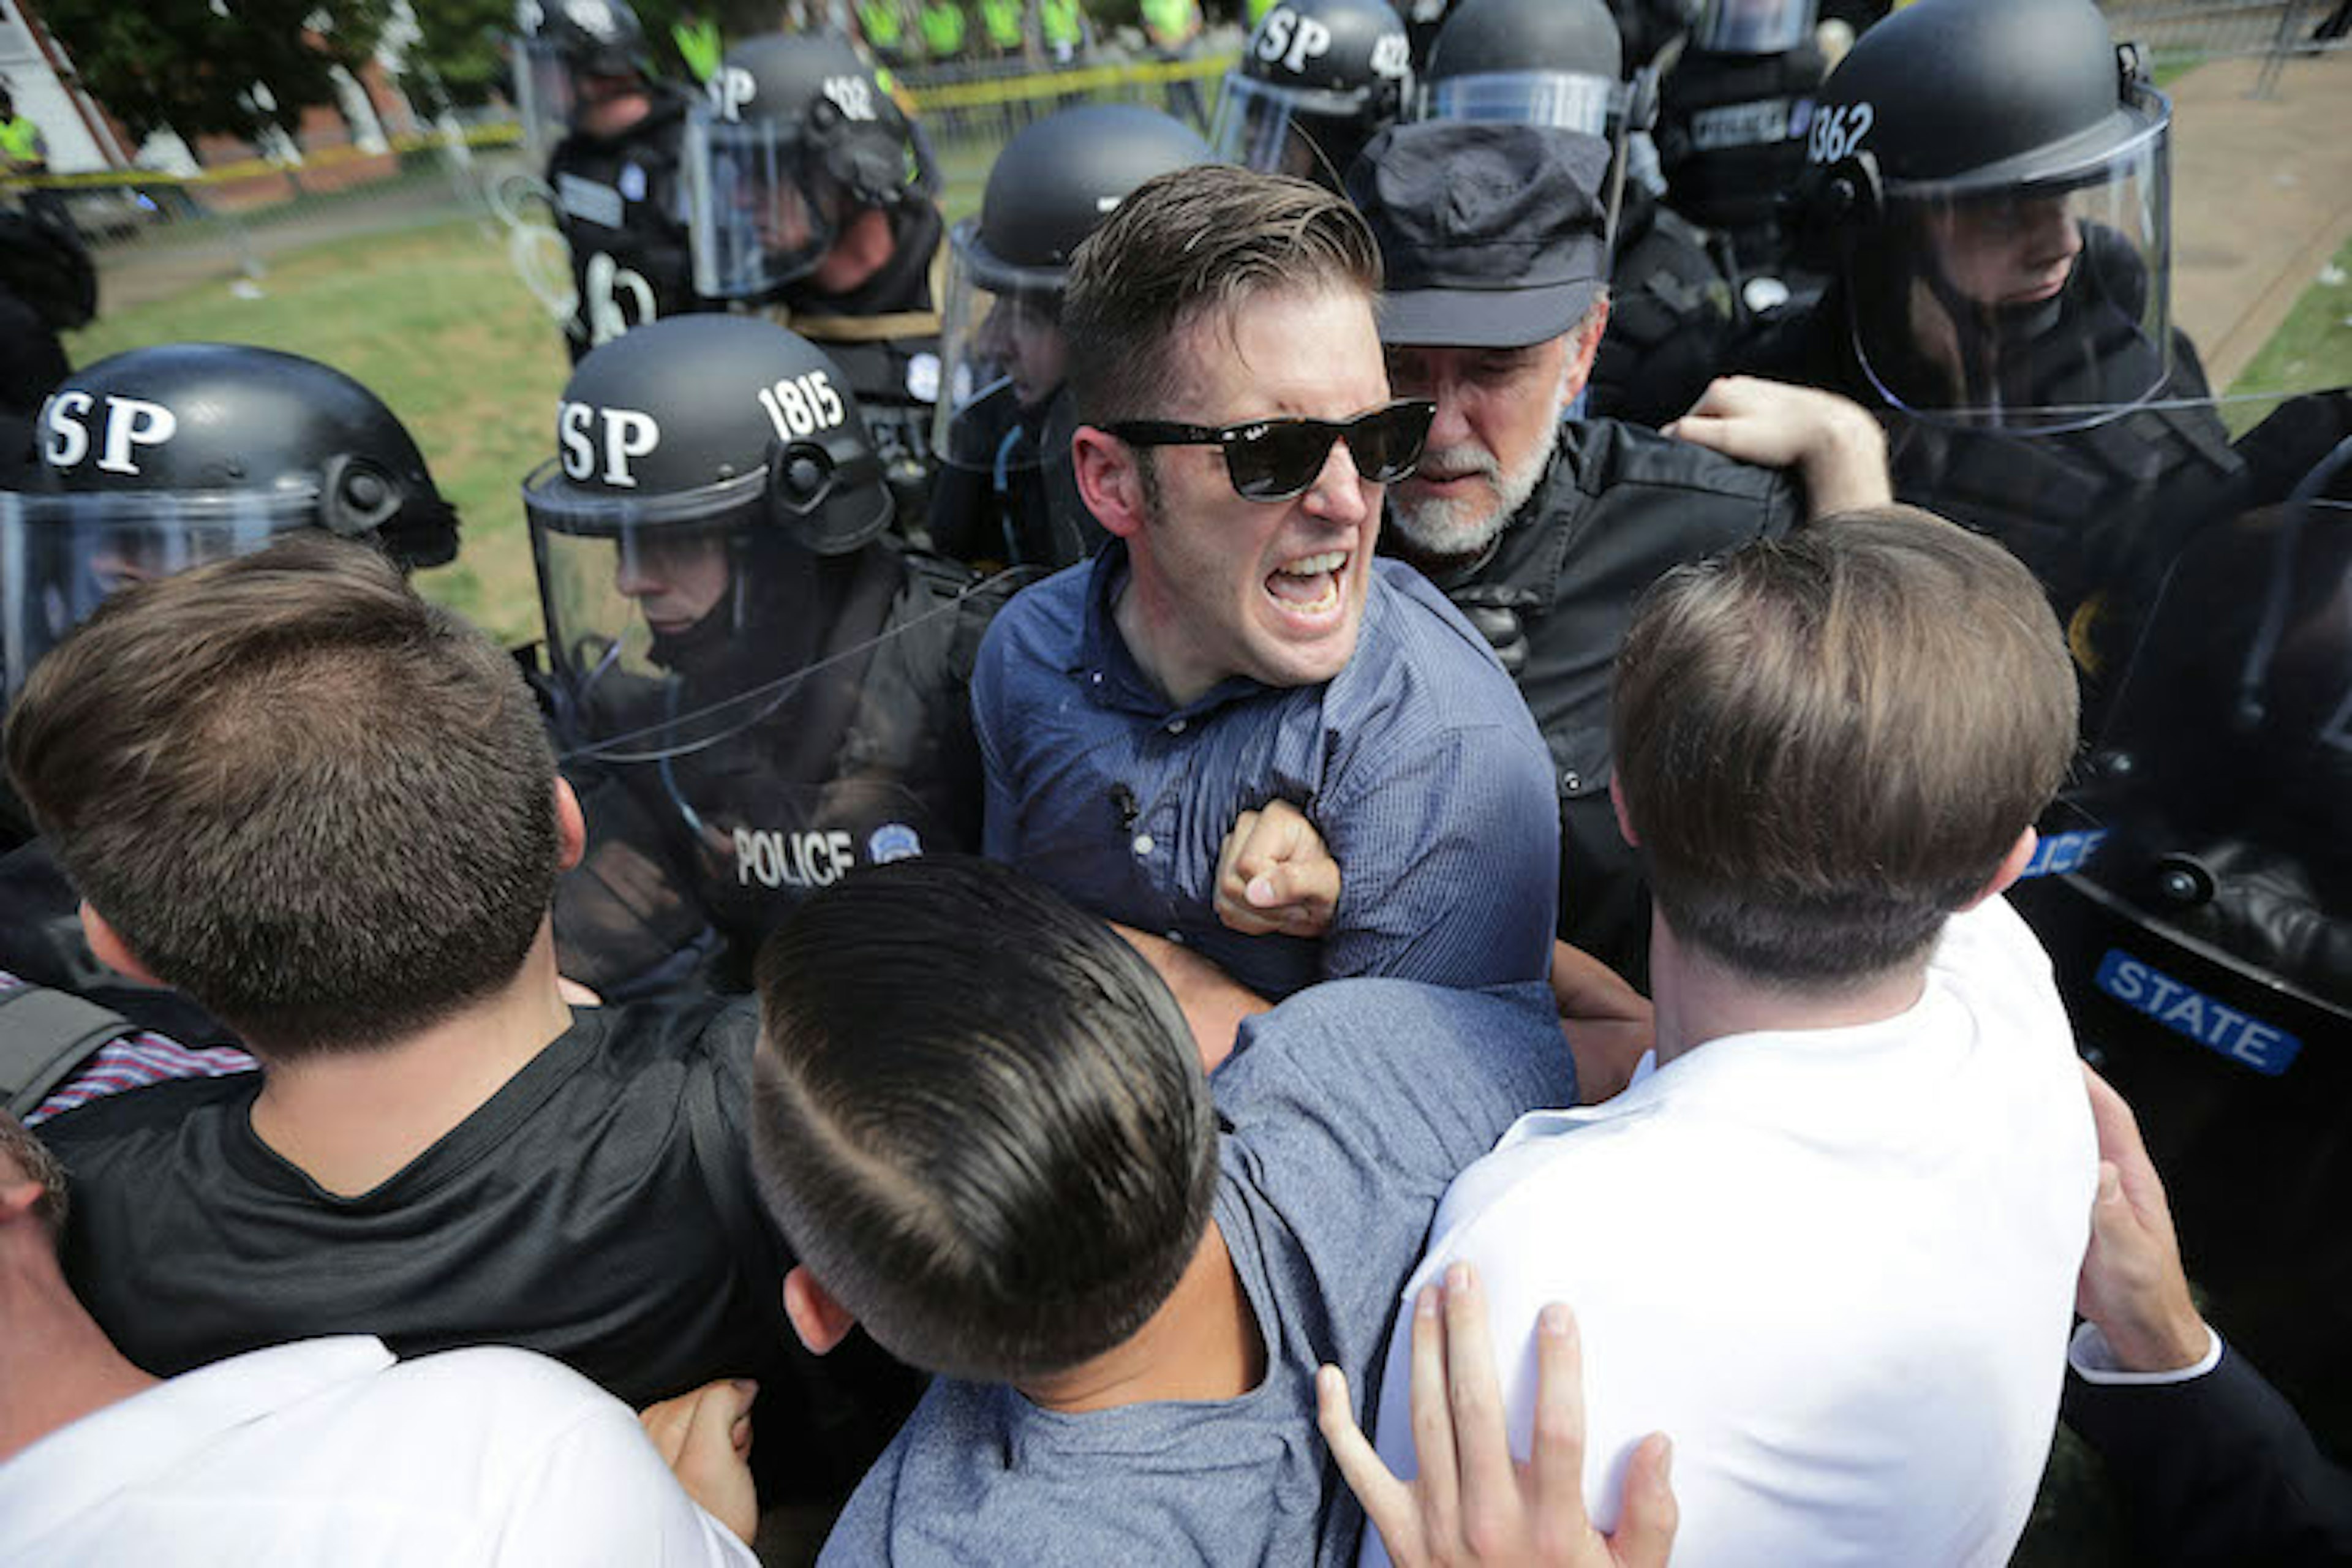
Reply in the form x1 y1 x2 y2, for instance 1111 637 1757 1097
1040 0 1082 46
860 0 906 50
980 0 1025 49
919 0 968 56
0 116 42 165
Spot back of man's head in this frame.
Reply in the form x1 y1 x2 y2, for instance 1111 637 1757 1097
3 533 562 1058
750 855 1219 1385
1062 163 1382 426
1612 507 2077 989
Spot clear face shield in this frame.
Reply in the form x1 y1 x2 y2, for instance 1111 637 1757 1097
935 228 1069 478
1849 105 2173 433
1420 69 1621 137
526 466 817 760
2067 453 2352 1014
0 488 314 706
1210 75 1381 188
1692 0 1818 56
512 34 578 165
686 110 838 301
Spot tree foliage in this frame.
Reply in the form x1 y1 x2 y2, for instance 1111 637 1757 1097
41 0 391 145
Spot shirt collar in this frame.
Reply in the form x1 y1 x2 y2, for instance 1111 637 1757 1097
1074 538 1289 722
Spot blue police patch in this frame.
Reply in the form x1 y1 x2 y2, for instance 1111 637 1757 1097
2016 828 2107 880
868 823 922 864
2093 949 2304 1077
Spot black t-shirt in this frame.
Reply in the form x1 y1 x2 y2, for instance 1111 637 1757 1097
42 999 779 1398
43 998 918 1500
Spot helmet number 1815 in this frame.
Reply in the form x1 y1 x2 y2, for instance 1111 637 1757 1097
758 371 845 440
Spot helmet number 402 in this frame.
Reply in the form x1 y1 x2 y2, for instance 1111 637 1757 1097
758 371 845 441
1807 101 1874 165
821 75 877 121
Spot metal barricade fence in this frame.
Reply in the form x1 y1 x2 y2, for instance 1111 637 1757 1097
2102 0 2351 90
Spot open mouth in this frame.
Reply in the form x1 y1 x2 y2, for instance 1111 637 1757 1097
1265 549 1349 619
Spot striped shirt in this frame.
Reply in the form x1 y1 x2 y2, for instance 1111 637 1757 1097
3 971 257 1125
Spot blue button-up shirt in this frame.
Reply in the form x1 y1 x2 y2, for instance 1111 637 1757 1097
974 542 1560 1000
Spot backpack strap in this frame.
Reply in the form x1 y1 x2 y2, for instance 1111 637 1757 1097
0 983 138 1118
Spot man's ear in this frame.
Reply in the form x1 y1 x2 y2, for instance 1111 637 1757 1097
1963 827 2040 910
783 1265 858 1356
0 1178 42 1229
1608 772 1640 848
554 776 587 873
1071 426 1147 541
78 903 164 988
1563 295 1612 407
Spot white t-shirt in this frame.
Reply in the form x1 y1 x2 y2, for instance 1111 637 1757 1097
1362 899 2097 1568
2 1336 756 1568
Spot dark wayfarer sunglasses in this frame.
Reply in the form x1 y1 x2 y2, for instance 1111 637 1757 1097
1101 398 1437 503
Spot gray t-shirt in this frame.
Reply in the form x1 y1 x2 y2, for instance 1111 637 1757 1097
818 976 1575 1566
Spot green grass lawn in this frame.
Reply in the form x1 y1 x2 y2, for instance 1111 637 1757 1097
2222 228 2352 437
69 216 575 647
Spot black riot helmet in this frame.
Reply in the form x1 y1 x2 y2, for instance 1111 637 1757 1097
686 31 940 302
1792 0 2175 431
523 315 894 756
1 343 458 703
1210 0 1412 190
1420 0 1625 137
938 106 1216 464
513 0 655 159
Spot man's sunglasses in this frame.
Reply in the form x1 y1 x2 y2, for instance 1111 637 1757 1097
1101 399 1438 503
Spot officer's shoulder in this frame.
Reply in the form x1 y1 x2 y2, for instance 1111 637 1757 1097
1567 417 1790 505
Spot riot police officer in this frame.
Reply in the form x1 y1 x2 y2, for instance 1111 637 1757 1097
1209 0 1411 191
1654 0 1829 304
523 314 1008 998
930 104 1217 570
687 31 948 529
0 344 459 1041
1418 0 1743 429
518 0 707 361
1736 0 2239 684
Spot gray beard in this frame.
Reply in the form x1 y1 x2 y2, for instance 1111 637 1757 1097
1386 415 1564 572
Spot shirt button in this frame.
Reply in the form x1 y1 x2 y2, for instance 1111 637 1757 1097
1167 717 1187 735
1131 833 1155 857
1562 770 1581 792
1090 671 1104 685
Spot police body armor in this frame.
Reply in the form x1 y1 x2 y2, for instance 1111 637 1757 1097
761 202 951 535
1737 268 2239 680
1420 418 1798 986
2008 409 2352 1448
1588 179 1742 430
1655 42 1827 285
547 85 706 363
553 546 1012 995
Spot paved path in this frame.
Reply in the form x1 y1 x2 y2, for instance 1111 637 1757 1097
2167 51 2352 386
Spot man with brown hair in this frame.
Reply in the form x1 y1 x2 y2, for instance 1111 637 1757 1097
9 534 904 1506
974 164 1566 1003
1355 508 2099 1566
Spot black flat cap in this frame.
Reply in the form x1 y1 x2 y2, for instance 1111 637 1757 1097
1348 121 1612 349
